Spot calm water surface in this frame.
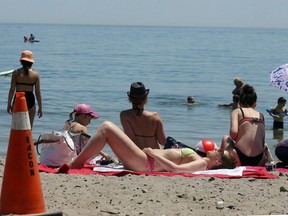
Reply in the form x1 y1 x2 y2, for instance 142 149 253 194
1 23 288 158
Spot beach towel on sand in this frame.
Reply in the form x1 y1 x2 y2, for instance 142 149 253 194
38 163 279 179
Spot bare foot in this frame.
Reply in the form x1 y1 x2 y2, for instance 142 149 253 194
58 164 70 173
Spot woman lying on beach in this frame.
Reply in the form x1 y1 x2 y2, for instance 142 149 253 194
221 84 273 166
60 121 236 173
120 82 166 149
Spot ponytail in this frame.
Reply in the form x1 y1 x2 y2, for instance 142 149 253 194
65 111 75 124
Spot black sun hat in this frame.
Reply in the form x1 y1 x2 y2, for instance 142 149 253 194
127 82 150 98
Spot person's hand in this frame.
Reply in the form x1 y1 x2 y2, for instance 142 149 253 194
142 148 154 156
7 105 12 114
38 109 43 118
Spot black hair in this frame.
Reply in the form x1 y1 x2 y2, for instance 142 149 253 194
129 95 147 116
20 60 33 74
278 97 286 104
239 84 257 107
65 111 76 124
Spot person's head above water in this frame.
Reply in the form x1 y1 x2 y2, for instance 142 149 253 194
187 96 195 104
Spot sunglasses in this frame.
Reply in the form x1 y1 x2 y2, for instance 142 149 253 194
84 113 93 118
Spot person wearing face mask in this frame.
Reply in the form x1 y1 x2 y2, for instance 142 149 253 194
7 50 42 128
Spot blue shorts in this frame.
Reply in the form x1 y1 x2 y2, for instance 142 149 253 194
273 121 284 129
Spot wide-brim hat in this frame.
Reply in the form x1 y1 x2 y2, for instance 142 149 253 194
74 104 99 119
127 82 150 98
19 50 34 63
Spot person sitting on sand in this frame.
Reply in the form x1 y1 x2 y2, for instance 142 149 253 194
59 121 236 173
36 104 113 163
220 84 273 166
267 97 288 130
187 96 195 104
120 82 166 150
63 103 99 134
275 139 288 167
63 103 113 161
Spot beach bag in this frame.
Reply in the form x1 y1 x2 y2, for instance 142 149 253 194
37 130 77 167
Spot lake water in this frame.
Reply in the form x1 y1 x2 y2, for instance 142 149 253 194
1 23 288 158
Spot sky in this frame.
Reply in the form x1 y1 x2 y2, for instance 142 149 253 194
1 0 288 29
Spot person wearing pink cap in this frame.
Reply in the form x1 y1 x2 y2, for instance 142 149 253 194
63 104 112 162
63 104 99 134
120 82 167 150
7 50 42 128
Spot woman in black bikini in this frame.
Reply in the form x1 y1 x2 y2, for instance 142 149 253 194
221 84 273 166
7 50 42 128
120 82 167 150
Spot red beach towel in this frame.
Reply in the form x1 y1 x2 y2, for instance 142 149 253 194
38 164 279 179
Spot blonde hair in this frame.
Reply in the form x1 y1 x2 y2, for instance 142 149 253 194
211 150 237 170
234 77 244 85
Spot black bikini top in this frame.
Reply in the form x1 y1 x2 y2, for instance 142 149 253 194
16 81 35 86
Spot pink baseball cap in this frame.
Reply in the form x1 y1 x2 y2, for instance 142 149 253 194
74 104 99 119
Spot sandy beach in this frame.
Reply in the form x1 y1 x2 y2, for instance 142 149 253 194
0 156 287 216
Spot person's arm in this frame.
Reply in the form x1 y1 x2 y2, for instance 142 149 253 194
229 109 239 140
70 123 88 134
7 70 17 114
34 72 43 118
154 113 167 146
143 148 207 173
284 108 288 116
268 107 280 119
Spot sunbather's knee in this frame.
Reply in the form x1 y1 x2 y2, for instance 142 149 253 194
100 121 118 134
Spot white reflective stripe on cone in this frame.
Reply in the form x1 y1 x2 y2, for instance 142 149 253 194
11 112 31 130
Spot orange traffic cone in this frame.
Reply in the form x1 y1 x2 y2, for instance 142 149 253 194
0 92 46 214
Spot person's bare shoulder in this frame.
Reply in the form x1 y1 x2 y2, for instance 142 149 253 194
147 111 162 121
31 69 40 77
120 109 132 118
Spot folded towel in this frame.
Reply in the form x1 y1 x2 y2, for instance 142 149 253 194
192 166 246 176
93 165 246 176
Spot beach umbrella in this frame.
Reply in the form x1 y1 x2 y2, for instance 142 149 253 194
270 64 288 93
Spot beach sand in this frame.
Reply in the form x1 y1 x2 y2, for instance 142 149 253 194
0 157 288 216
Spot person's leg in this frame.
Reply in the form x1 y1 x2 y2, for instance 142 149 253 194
70 121 148 171
264 143 274 162
28 106 35 128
